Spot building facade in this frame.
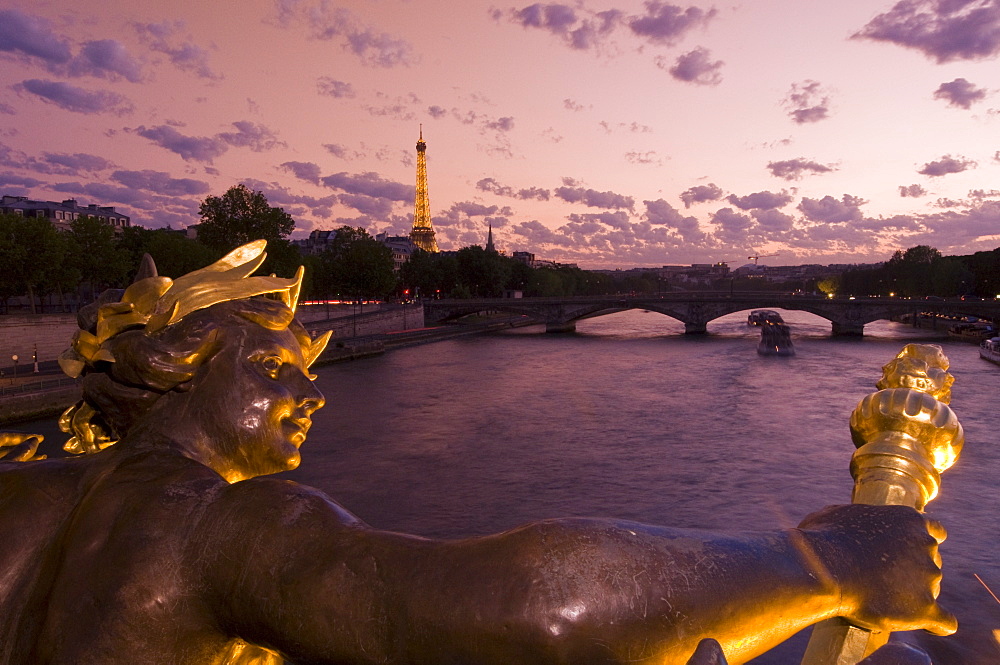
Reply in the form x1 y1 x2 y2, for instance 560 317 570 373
0 195 131 231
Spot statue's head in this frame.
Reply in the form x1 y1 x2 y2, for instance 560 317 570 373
59 241 330 479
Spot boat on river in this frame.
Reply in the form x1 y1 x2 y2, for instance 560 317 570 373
747 309 783 326
757 322 794 356
980 337 1000 365
948 321 996 343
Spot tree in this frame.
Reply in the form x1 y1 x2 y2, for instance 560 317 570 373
319 226 396 300
399 249 457 298
0 213 73 313
119 226 216 279
816 276 841 297
455 246 511 297
68 215 132 298
197 184 295 253
884 245 942 296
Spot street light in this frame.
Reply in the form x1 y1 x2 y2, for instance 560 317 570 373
11 354 18 379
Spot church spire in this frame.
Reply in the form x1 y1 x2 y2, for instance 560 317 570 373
485 222 495 253
410 124 439 252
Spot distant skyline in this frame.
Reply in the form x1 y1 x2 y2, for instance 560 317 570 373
2 0 1000 268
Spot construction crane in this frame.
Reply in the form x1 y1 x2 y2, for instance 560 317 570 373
747 253 777 266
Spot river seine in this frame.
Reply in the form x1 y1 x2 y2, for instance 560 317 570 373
14 308 1000 663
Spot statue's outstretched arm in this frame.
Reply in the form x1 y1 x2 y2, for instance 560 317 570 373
198 481 951 665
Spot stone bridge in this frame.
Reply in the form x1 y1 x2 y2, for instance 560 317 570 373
423 293 1000 336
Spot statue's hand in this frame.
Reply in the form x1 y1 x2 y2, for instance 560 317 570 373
797 504 956 636
0 432 46 461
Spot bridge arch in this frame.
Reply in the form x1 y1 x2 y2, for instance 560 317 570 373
423 295 999 337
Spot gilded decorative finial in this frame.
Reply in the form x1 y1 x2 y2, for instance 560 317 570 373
849 343 963 507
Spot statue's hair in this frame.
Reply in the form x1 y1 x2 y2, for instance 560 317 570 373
57 241 329 454
62 298 312 453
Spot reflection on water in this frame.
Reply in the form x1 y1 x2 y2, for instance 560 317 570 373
293 309 1000 664
13 309 1000 663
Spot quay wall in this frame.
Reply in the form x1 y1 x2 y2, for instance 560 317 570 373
0 314 78 367
0 305 424 367
0 305 425 425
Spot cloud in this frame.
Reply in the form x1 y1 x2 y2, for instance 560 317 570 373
322 143 360 160
918 154 976 176
933 77 987 108
679 183 723 207
0 9 72 65
659 47 723 85
797 194 867 223
504 3 622 50
485 116 515 131
216 121 285 152
917 199 1000 245
131 125 227 161
238 177 340 219
110 169 210 196
555 184 634 209
321 171 413 201
452 201 513 217
726 190 793 210
624 151 663 165
0 171 45 188
751 208 794 230
317 77 356 98
476 177 551 200
767 158 834 180
16 79 134 115
643 198 703 240
338 193 395 217
40 152 113 174
500 2 714 53
598 120 653 134
427 105 447 118
280 161 323 184
783 80 830 124
272 2 414 67
854 0 1000 63
628 2 717 46
128 121 283 162
710 207 754 242
132 21 221 79
900 184 928 197
68 40 144 83
567 211 632 229
564 98 586 111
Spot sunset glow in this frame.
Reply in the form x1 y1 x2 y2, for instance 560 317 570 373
3 0 1000 267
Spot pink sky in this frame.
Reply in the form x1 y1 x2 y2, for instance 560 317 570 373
2 0 1000 268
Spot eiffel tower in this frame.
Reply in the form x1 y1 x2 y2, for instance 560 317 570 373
409 126 439 252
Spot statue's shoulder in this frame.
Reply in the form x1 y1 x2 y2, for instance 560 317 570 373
210 476 365 530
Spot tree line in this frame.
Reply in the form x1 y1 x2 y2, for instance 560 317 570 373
835 245 1000 299
0 184 668 313
7 184 998 314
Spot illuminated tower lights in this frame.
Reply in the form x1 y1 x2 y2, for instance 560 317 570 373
410 125 439 252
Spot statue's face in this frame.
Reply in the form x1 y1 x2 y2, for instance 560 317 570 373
188 319 325 482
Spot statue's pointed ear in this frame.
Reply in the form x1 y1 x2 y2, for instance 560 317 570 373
135 253 158 281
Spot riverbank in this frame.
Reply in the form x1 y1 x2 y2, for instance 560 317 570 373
0 314 535 426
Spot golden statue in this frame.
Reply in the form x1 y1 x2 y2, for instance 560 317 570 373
0 243 958 665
